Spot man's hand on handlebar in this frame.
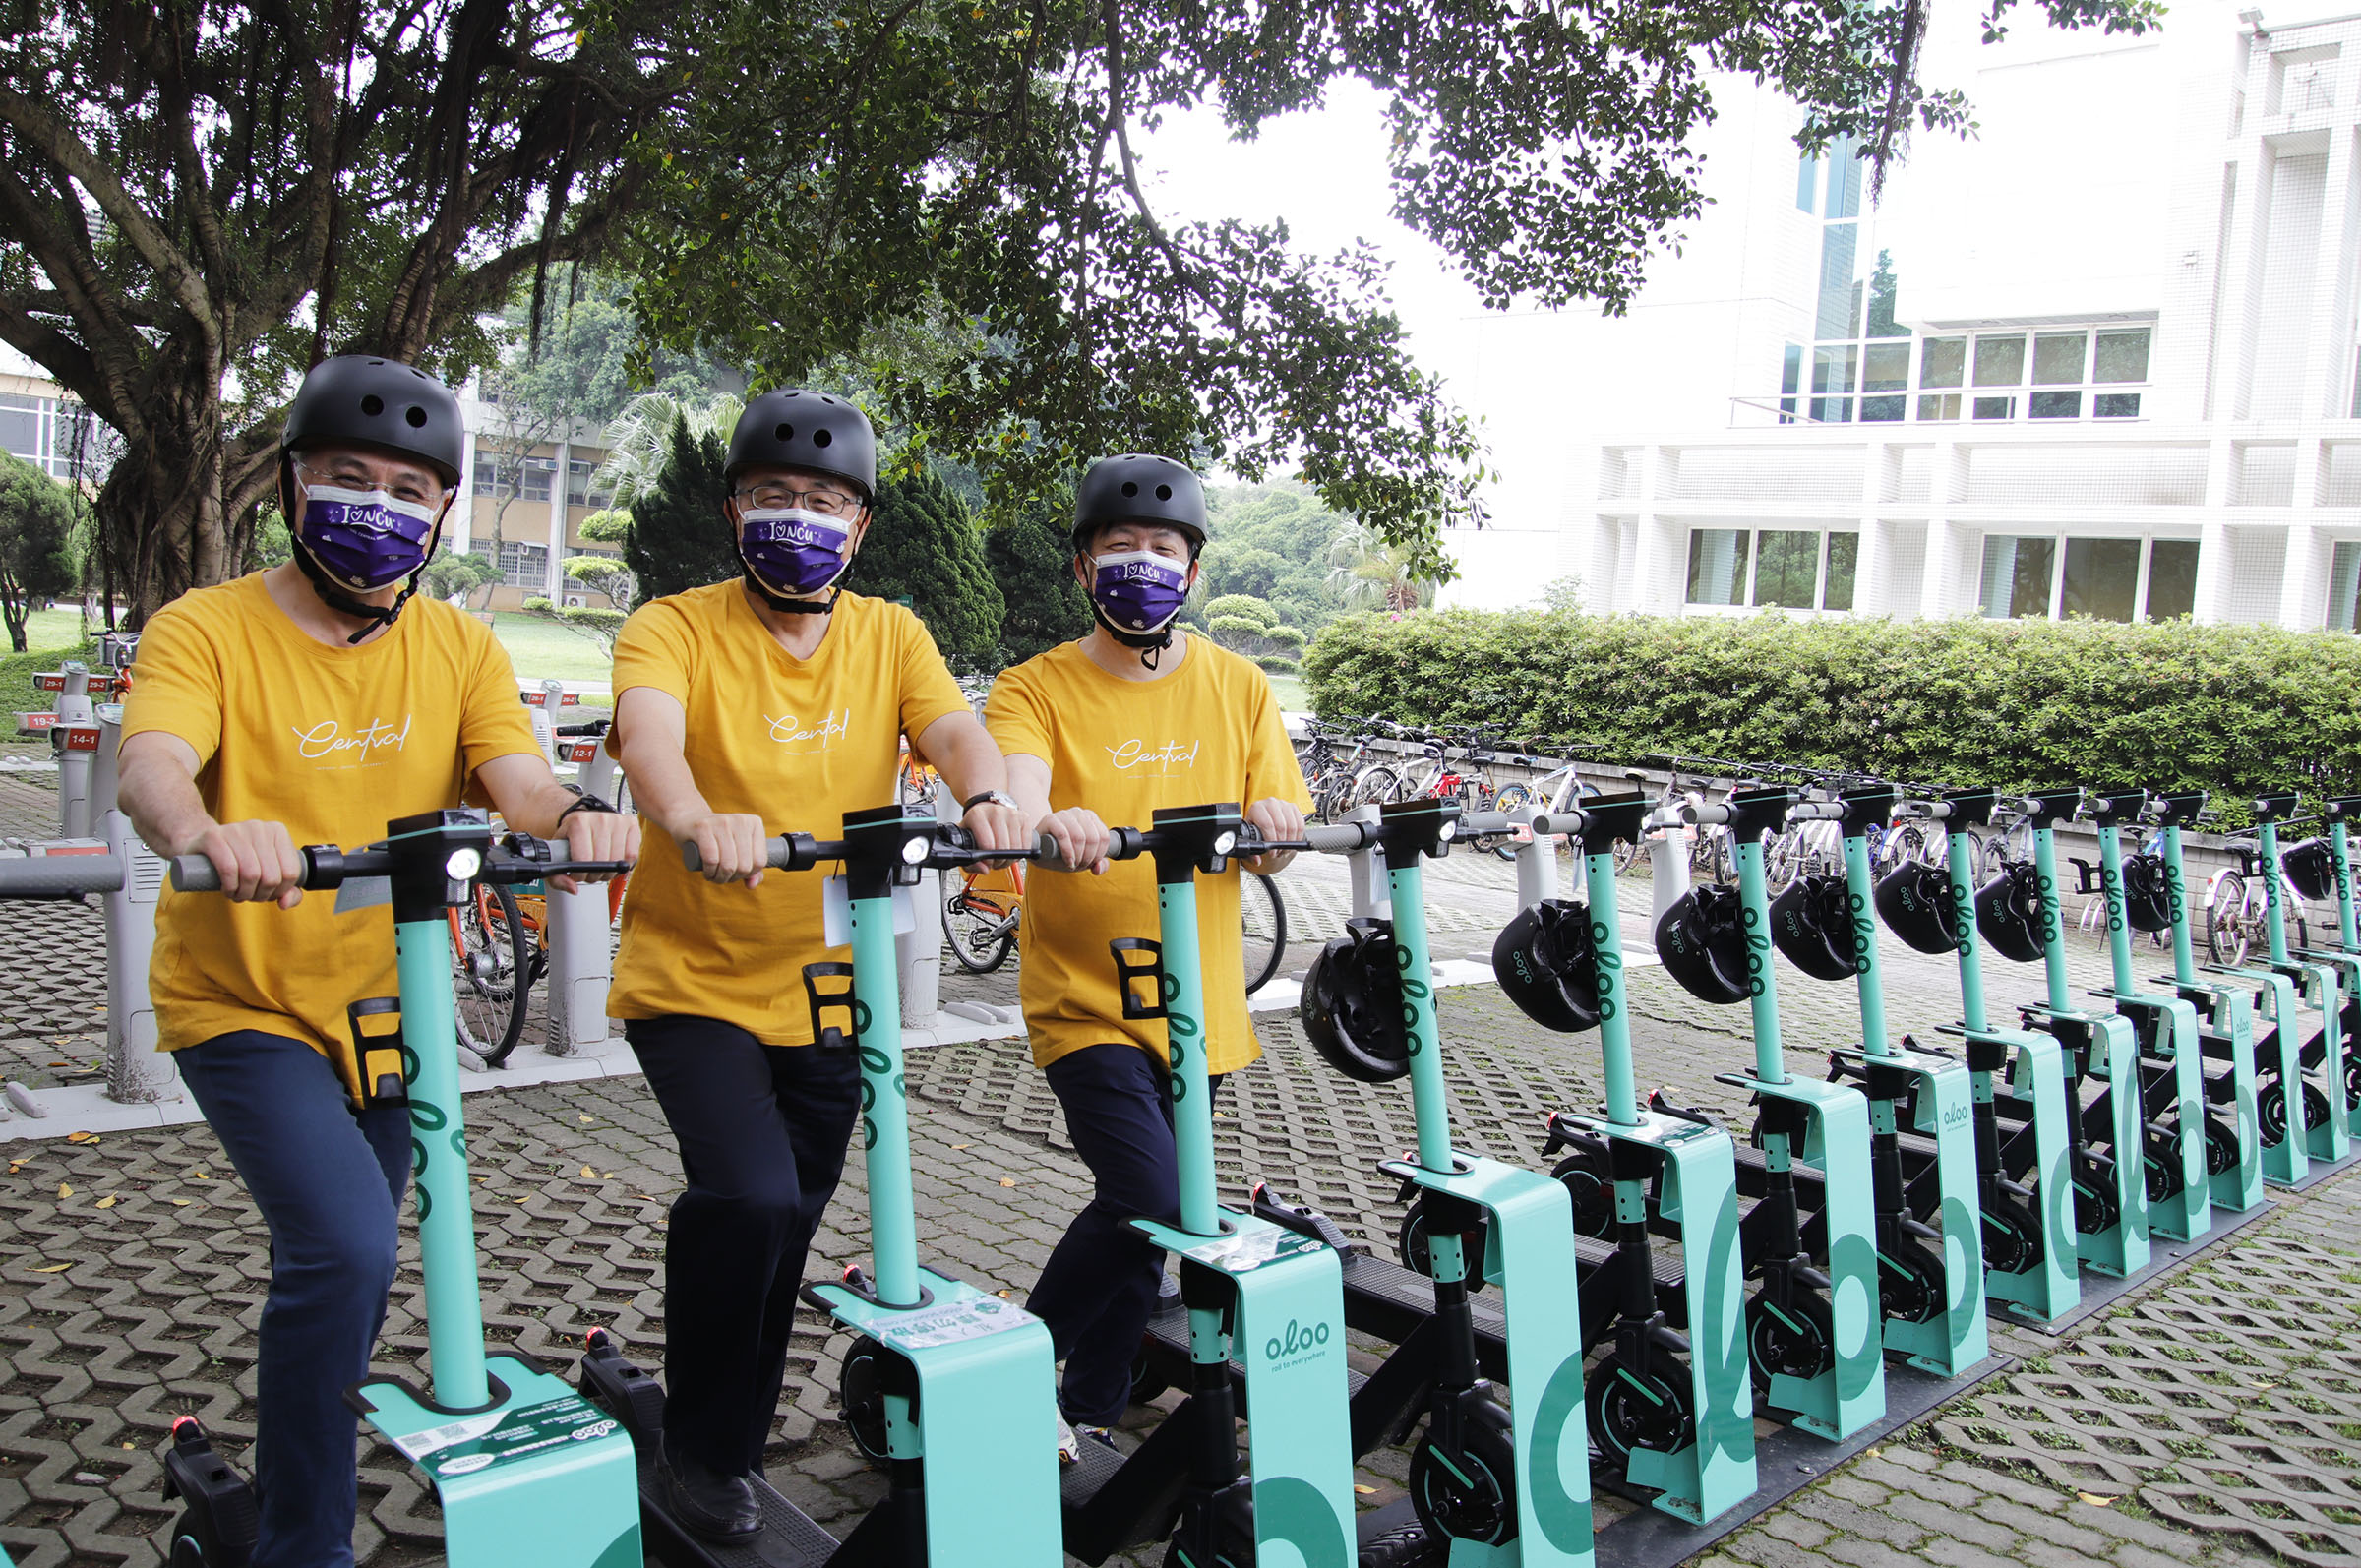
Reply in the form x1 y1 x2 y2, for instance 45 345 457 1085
551 809 640 895
188 819 308 908
1242 797 1303 874
961 798 1032 868
682 812 773 887
1035 807 1114 874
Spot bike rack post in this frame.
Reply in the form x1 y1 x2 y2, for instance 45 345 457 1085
1344 800 1385 922
543 733 624 1058
93 704 177 1104
1511 798 1557 908
898 791 944 1028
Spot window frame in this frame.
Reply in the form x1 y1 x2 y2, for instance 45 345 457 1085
1683 526 1862 613
1976 529 2198 623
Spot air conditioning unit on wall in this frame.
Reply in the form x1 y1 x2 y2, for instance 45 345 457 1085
564 595 586 608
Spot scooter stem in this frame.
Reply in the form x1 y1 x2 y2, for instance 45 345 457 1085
2031 829 2073 1014
395 912 492 1411
1947 826 1989 1034
1841 832 1892 1057
1733 838 1786 1082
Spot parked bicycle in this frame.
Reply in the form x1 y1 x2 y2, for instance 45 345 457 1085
942 858 1291 994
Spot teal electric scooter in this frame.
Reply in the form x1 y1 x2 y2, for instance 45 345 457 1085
2082 792 2211 1243
1676 785 1885 1439
2143 793 2268 1211
2289 796 2361 1136
166 811 642 1568
2223 795 2349 1173
603 804 1066 1567
1530 793 1758 1523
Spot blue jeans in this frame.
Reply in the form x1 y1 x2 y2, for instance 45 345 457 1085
1027 1043 1228 1426
627 1016 864 1477
176 1030 411 1568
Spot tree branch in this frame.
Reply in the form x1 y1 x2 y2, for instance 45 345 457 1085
1100 0 1195 288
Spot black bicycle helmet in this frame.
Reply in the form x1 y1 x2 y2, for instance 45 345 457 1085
1976 861 2047 964
725 389 878 498
2282 836 2337 904
1491 898 1601 1032
1655 883 1749 1004
1770 873 1857 982
1300 919 1411 1082
281 355 465 484
2121 851 2175 933
1875 861 1962 955
1072 453 1208 558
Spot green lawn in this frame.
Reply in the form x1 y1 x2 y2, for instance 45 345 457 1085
1268 673 1308 712
488 612 615 685
14 608 85 654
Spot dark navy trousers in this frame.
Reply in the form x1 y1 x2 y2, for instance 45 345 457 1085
176 1030 412 1568
1027 1042 1228 1426
627 1016 863 1477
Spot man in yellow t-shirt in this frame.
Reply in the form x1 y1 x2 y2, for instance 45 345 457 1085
606 389 1028 1542
115 355 637 1568
985 453 1311 1446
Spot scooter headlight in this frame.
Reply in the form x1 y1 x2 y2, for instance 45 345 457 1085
445 847 482 881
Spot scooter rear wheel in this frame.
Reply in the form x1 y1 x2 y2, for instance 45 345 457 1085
1547 1149 1617 1240
840 1336 891 1463
2205 1113 2241 1175
2143 1129 2185 1203
1587 1354 1696 1471
2258 1077 2290 1148
1411 1398 1518 1547
1876 1238 1944 1324
1980 1194 2043 1276
1745 1290 1835 1399
2073 1157 2121 1236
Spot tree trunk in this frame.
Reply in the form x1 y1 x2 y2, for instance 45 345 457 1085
99 362 234 628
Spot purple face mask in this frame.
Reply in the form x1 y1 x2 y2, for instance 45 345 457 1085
299 485 441 591
739 508 853 597
1091 550 1190 634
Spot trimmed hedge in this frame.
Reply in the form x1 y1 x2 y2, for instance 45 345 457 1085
1302 609 2361 818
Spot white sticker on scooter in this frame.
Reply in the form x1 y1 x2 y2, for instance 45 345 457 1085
820 874 919 946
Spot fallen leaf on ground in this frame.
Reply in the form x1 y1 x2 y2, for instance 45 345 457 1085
170 1199 191 1207
30 1263 69 1273
1354 1484 1377 1495
65 1131 93 1144
578 1116 595 1124
94 1194 116 1209
999 1177 1017 1188
6 1162 21 1175
190 1171 209 1180
952 1143 970 1150
580 1166 598 1179
57 1183 72 1198
2077 1492 2117 1507
602 1171 613 1178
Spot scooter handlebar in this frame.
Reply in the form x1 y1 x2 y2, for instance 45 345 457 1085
1786 800 1844 821
0 853 128 898
1528 810 1589 837
1895 800 1954 820
1456 811 1512 839
1683 802 1730 826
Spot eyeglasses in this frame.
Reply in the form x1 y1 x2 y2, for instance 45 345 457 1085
732 484 864 518
293 457 444 506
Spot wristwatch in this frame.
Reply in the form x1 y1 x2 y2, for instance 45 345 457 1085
555 784 621 824
963 790 1020 813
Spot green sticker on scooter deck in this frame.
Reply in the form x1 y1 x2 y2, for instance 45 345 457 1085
2213 968 2309 1187
356 1356 639 1568
1575 1109 1756 1525
1855 1047 1988 1376
1379 1154 1596 1564
811 1266 1065 1564
2109 994 2210 1242
1131 1214 1357 1568
1740 1074 1887 1439
1983 1028 2080 1323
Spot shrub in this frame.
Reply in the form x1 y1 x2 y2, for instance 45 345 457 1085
1254 654 1301 674
1302 608 2361 821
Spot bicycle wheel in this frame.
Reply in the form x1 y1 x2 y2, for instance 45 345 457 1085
945 894 1016 974
454 883 531 1066
1241 872 1287 995
1350 766 1402 812
2206 873 2248 967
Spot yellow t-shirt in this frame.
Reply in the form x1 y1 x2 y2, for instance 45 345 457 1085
985 634 1311 1074
121 573 543 1056
606 584 970 1043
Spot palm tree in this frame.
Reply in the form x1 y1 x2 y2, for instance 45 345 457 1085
1326 520 1435 614
591 392 745 510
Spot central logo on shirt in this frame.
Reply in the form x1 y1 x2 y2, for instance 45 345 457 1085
1106 738 1200 774
764 709 850 754
290 715 413 764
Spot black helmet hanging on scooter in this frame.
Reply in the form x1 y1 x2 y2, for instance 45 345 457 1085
1975 861 2047 964
2120 851 2176 932
1300 918 1412 1082
1654 883 1750 1004
1491 898 1601 1032
1875 861 1962 955
2282 836 2337 904
1770 873 1857 981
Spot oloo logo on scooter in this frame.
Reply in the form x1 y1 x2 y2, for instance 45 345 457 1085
1263 1316 1330 1371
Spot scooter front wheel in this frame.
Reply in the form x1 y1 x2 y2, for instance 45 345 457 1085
1587 1353 1696 1470
1397 1197 1491 1295
1547 1148 1617 1240
1745 1290 1835 1398
1876 1237 1945 1324
839 1336 891 1463
1411 1398 1518 1547
1980 1193 2043 1276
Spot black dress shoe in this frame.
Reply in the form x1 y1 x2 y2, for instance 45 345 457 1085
660 1445 761 1543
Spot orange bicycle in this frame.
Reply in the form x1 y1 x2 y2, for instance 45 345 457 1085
945 861 1023 974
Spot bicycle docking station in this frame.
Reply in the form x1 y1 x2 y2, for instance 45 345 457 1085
2210 794 2353 1190
544 705 625 1059
2298 797 2361 1140
2150 793 2270 1212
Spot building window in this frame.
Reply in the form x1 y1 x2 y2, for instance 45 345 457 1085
472 537 551 589
0 392 103 479
521 456 556 504
1793 327 2149 428
1687 528 1858 611
1980 533 2197 622
566 458 609 510
2329 541 2361 632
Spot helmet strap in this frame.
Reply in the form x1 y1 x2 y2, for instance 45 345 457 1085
1089 600 1179 671
740 566 840 616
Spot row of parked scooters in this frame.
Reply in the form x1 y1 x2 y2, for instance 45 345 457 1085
46 777 2361 1568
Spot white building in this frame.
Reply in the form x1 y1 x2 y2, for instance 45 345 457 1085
1445 0 2361 633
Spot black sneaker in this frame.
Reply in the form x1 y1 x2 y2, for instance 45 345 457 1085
659 1443 760 1544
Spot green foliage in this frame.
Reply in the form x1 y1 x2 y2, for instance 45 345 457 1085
562 554 638 613
1541 575 1588 613
984 494 1091 667
1254 654 1302 675
1204 591 1306 662
0 453 79 653
1205 594 1278 628
1303 610 2361 819
579 509 633 545
1199 484 1355 635
844 465 1005 670
621 417 739 603
522 598 628 656
422 545 499 602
